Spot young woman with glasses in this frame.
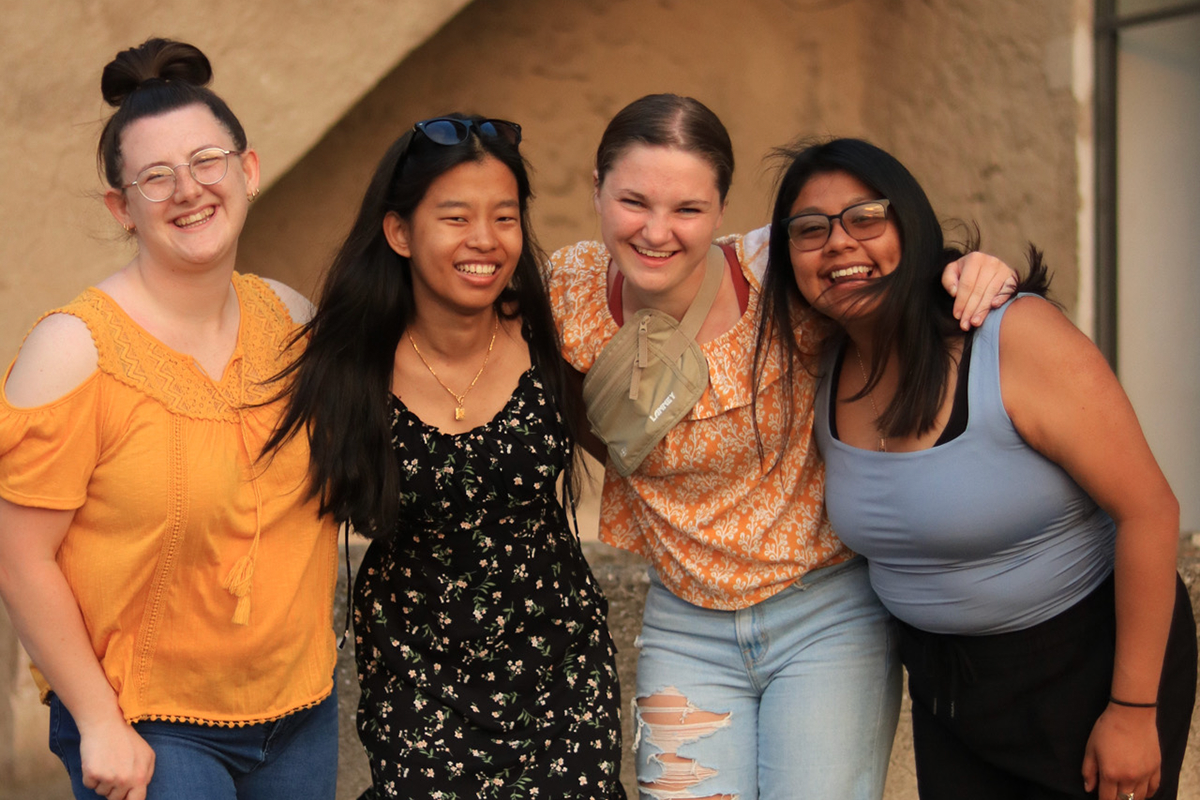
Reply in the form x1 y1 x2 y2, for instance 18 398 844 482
0 39 340 800
759 137 1196 800
544 94 1018 799
266 115 623 799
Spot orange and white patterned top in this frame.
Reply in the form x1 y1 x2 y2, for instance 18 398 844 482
547 229 849 610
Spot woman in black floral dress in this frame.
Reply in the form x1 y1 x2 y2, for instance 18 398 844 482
266 115 623 798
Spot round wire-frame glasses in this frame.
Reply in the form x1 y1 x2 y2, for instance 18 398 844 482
123 147 243 202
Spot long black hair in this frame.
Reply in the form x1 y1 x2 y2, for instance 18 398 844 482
756 137 1049 438
264 114 581 536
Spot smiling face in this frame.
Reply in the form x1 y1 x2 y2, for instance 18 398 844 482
787 169 901 323
104 103 258 273
384 156 522 318
594 144 725 313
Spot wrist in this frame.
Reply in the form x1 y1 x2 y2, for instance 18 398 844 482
1109 694 1157 709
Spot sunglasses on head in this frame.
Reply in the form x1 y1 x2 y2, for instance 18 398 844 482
412 117 523 147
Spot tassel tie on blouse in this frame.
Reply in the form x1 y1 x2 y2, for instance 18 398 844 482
220 358 264 626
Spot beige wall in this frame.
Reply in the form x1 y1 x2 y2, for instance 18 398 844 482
0 0 471 359
239 0 870 294
241 0 1082 311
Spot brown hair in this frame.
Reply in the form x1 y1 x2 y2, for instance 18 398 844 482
97 38 247 188
594 94 734 201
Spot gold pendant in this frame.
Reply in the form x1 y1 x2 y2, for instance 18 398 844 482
455 407 465 421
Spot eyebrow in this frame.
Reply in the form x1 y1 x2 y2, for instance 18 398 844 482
131 144 229 174
433 198 520 210
794 195 877 215
617 189 714 208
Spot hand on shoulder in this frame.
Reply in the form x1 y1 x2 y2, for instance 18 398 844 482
5 314 98 408
262 278 315 325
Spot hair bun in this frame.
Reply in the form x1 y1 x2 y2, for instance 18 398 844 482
100 38 213 108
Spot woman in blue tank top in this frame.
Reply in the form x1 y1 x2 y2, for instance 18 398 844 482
753 138 1196 800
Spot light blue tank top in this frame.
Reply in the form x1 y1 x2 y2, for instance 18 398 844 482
814 298 1115 635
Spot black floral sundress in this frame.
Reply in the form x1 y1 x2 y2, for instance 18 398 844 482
353 366 623 800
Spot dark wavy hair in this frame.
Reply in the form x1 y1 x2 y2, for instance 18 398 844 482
98 38 247 188
755 137 1049 439
264 115 581 536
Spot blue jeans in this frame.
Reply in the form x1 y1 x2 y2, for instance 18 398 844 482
48 688 338 800
633 557 900 800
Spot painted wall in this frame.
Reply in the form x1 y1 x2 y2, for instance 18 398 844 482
1116 13 1200 531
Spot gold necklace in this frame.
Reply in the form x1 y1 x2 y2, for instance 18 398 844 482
408 315 499 421
853 345 887 452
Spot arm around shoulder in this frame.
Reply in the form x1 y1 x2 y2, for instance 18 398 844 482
4 314 98 408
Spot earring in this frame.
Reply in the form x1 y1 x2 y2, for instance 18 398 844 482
123 223 135 234
247 188 260 203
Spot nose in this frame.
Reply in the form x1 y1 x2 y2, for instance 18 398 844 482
172 165 204 201
823 217 857 252
641 210 672 246
467 219 499 250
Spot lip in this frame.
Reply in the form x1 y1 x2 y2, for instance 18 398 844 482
454 261 500 277
822 263 876 285
171 205 217 229
630 243 680 263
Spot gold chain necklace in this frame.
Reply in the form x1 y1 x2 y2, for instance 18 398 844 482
853 345 887 452
408 315 499 421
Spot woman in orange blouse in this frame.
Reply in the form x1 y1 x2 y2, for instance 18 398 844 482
0 40 338 800
545 94 1016 799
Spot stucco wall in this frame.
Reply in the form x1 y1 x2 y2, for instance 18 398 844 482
0 0 471 359
237 0 871 292
864 0 1083 309
241 0 1083 311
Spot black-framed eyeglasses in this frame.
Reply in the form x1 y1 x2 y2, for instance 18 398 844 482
413 118 522 147
123 147 243 202
782 199 892 251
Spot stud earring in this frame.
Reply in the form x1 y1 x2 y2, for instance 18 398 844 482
123 223 135 233
247 188 260 203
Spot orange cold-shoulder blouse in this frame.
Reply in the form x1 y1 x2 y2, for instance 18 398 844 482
0 274 337 726
546 232 849 610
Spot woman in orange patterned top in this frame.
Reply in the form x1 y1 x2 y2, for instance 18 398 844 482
0 40 338 800
545 94 1017 800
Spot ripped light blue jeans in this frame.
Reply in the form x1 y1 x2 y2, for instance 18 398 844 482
633 557 900 800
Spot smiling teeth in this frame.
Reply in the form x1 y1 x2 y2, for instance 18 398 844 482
457 263 498 276
633 245 673 259
174 208 214 227
830 265 872 281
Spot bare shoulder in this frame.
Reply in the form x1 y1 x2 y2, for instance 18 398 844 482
998 295 1095 363
5 314 99 408
261 278 315 325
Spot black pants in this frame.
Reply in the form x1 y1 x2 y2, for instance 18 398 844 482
899 574 1197 800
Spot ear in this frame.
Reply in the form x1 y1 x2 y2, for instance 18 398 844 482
103 188 133 231
382 211 412 258
592 169 602 214
239 147 261 196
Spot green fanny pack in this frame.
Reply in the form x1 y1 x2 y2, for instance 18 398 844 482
582 245 725 477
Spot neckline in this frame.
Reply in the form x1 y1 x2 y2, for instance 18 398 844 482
604 244 752 346
88 278 246 387
826 334 974 455
391 365 537 438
